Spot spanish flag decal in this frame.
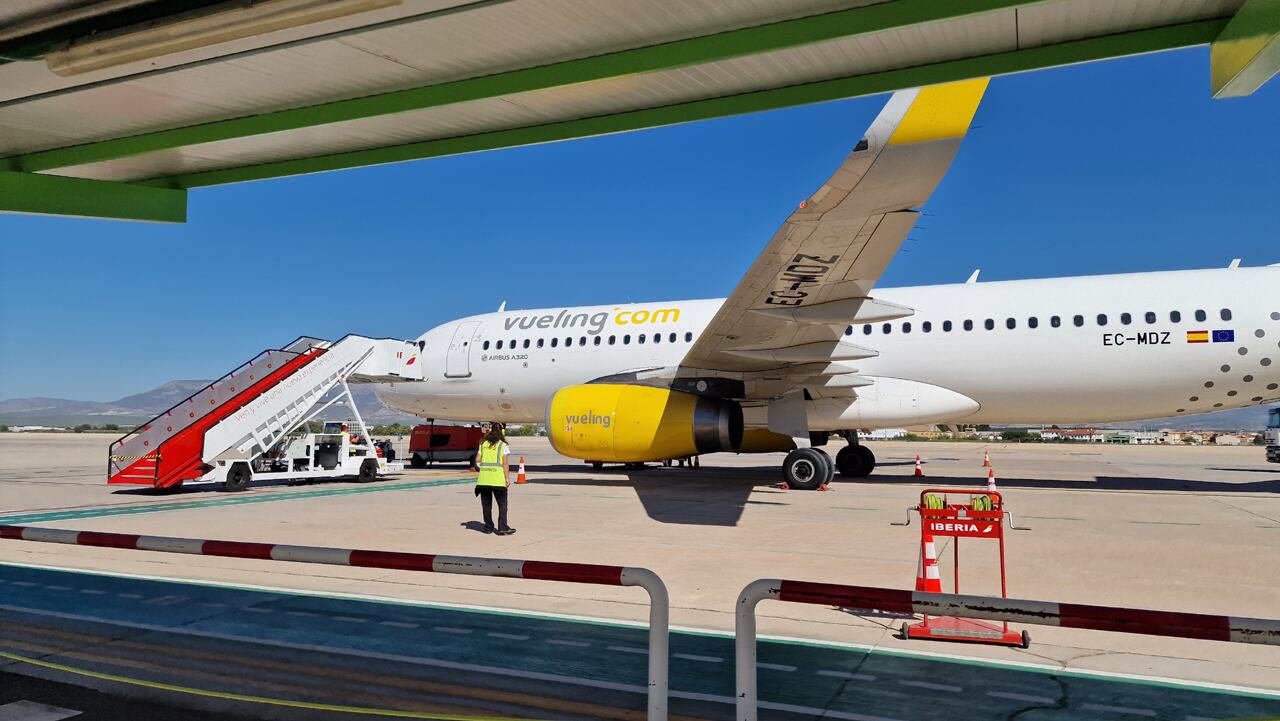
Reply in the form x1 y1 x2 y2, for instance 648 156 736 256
1187 330 1210 344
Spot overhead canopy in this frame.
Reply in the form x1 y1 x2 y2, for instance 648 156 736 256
0 0 1271 222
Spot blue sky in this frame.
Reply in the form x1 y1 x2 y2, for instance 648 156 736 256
1 46 1277 401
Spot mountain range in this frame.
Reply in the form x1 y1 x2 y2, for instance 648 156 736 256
1 381 1271 431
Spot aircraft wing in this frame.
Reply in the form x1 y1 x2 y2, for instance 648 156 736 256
679 79 988 397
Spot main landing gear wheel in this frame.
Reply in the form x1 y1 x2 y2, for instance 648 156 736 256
782 447 833 490
223 462 251 492
836 444 876 478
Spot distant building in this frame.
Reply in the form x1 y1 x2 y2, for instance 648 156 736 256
867 428 907 440
1213 433 1248 446
9 425 68 432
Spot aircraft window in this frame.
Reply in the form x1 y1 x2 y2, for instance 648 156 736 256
1097 314 1108 326
638 334 645 344
550 337 558 348
1145 312 1156 324
863 324 873 335
942 320 952 332
653 333 661 344
922 321 932 333
578 336 585 346
483 341 491 350
883 323 892 334
1051 316 1061 328
523 339 530 349
1170 310 1181 323
1195 309 1206 322
1006 318 1016 330
1073 315 1084 327
1220 308 1232 321
608 335 616 345
1028 317 1038 329
623 334 631 345
509 339 515 348
984 319 995 331
963 320 973 331
1121 313 1132 325
496 340 503 350
685 332 693 342
537 338 544 348
594 336 602 346
902 322 912 333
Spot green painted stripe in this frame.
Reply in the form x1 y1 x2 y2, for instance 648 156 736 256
0 171 186 223
0 477 471 526
145 19 1227 189
7 0 1040 173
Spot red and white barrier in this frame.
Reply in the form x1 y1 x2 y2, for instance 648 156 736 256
735 579 1280 721
1 525 670 721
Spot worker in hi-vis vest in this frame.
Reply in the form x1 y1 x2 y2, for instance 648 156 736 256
474 422 515 535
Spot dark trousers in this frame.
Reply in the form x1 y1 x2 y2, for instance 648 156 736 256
478 486 509 531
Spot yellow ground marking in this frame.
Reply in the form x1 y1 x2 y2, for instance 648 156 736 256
888 77 990 145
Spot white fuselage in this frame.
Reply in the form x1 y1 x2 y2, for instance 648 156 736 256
378 266 1280 428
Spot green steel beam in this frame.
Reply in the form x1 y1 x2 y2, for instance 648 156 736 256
0 171 186 222
142 19 1227 190
1211 0 1280 98
6 0 1044 173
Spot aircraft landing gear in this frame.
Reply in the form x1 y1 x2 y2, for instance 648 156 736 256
781 447 834 490
835 443 876 478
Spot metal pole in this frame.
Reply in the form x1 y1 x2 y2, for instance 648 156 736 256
622 568 670 721
735 579 780 721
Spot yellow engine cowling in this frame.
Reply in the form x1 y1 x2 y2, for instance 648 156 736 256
548 384 743 462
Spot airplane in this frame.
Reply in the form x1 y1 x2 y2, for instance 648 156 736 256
377 78 1280 490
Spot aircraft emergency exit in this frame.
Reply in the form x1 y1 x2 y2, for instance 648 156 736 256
377 79 1280 489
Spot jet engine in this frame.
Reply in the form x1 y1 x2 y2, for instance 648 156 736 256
548 384 743 462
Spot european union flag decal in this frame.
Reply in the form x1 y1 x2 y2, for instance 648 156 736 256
1212 329 1235 343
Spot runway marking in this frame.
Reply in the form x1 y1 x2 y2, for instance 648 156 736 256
432 626 471 634
1081 703 1157 717
545 639 590 647
606 645 648 655
6 563 1279 701
197 602 228 608
898 679 962 693
286 611 318 617
986 690 1056 704
117 593 143 599
0 477 472 526
486 632 529 641
11 581 37 587
673 653 722 663
44 585 70 591
380 621 418 628
0 700 82 721
78 589 106 595
817 670 876 682
333 615 367 623
756 663 796 672
243 607 272 613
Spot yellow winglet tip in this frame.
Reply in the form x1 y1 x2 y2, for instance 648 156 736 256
888 77 990 146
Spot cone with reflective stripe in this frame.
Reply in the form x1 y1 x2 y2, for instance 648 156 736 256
914 454 923 477
915 533 942 593
986 467 997 492
982 450 991 468
516 456 527 484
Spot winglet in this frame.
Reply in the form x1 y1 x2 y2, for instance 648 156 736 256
497 300 507 312
966 269 981 284
1228 258 1242 269
888 77 990 146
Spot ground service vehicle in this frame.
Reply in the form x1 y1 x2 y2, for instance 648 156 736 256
1267 407 1279 463
408 423 483 468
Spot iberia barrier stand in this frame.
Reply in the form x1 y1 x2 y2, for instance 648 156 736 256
894 487 1031 648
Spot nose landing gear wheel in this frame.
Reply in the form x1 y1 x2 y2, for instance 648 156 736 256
836 444 876 478
782 447 834 490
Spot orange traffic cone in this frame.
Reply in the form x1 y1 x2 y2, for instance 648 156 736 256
515 456 527 484
914 454 924 477
915 533 942 593
693 456 700 469
982 450 991 468
986 467 997 492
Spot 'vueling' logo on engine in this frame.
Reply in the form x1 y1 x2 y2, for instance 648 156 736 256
565 411 611 429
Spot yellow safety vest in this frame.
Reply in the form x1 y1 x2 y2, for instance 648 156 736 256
476 441 508 487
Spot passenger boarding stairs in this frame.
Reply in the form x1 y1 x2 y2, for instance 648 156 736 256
108 335 423 488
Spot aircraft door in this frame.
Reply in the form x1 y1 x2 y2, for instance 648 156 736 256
444 321 480 378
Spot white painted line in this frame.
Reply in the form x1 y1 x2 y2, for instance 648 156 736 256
379 621 417 628
1082 703 1157 717
987 691 1056 704
432 626 471 634
117 593 143 599
606 645 648 655
673 653 723 663
285 610 317 617
243 607 272 613
546 639 590 647
0 700 82 721
487 632 529 641
78 589 106 595
333 616 368 623
756 662 797 672
196 602 229 608
44 585 70 591
10 581 36 587
898 679 962 693
817 670 876 682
